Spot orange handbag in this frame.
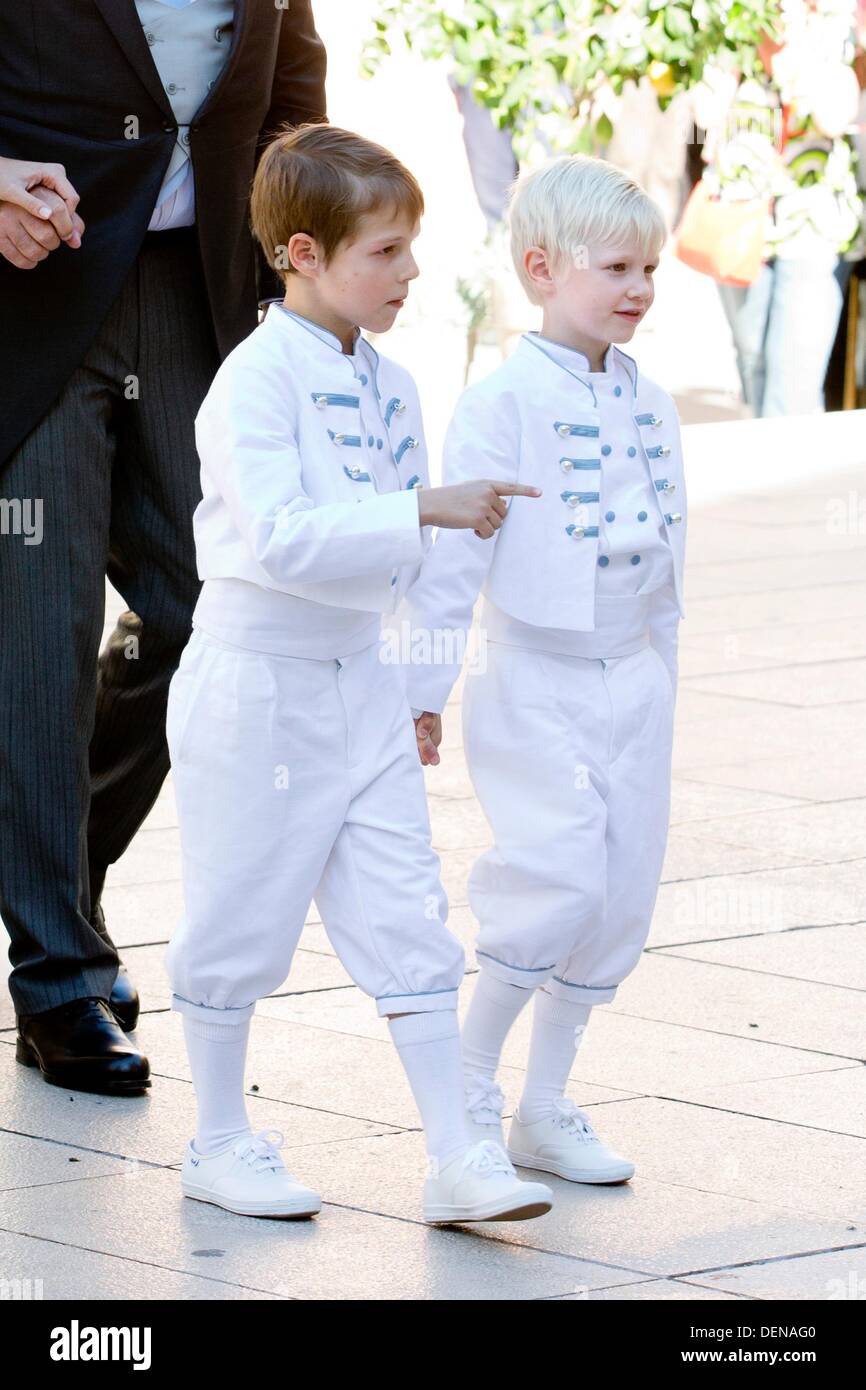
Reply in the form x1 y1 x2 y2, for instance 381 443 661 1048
674 102 789 287
673 177 769 286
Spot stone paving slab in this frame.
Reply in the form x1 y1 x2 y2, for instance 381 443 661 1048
228 1128 866 1280
670 689 805 728
680 659 866 708
134 1006 634 1131
659 832 816 882
680 1245 866 1301
679 519 865 565
684 1066 866 1139
570 1095 866 1225
669 800 866 867
138 784 178 832
428 796 496 852
668 779 811 826
676 640 861 683
255 973 848 1107
556 1279 745 1300
680 617 866 669
672 728 819 771
0 1229 285 1300
0 1037 396 1167
658 922 866 992
674 699 866 749
675 756 866 803
134 1010 444 1132
91 880 186 951
253 992 638 1105
609 953 865 1059
675 580 866 631
647 860 866 947
0 1132 132 1192
0 1167 644 1301
98 827 182 888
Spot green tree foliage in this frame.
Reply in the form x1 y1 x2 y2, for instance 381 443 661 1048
363 1 784 155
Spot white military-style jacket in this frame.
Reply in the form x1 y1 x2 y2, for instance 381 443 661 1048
404 333 687 714
193 304 432 616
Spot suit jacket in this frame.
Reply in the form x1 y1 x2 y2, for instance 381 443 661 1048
0 0 327 468
403 336 687 714
193 305 432 615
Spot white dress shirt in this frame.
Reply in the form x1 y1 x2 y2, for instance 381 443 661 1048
134 0 234 230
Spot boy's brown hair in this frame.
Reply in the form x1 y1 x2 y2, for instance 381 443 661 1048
250 123 424 280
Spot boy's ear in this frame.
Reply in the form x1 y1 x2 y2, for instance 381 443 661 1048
523 244 555 297
285 231 323 278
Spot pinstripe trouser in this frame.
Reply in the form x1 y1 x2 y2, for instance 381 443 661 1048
0 227 220 1016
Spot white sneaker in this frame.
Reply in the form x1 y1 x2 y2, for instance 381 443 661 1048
464 1072 506 1148
508 1098 635 1184
181 1128 322 1218
424 1139 553 1224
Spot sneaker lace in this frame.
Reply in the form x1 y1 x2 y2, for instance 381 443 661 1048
460 1139 515 1177
233 1129 286 1172
551 1098 598 1142
465 1074 505 1123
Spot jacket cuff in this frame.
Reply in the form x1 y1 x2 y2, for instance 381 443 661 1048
404 666 456 718
378 487 425 568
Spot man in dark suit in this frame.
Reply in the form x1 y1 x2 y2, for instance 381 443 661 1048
0 0 327 1094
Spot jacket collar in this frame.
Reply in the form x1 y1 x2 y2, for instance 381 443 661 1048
262 302 384 398
520 332 639 405
268 303 361 355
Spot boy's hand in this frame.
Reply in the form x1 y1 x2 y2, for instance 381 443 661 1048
414 711 442 766
418 480 541 539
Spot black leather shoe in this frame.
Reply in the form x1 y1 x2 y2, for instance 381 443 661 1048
108 963 140 1034
16 997 151 1095
90 902 141 1033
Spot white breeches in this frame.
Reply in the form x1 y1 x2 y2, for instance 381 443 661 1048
462 639 675 1004
165 628 465 1025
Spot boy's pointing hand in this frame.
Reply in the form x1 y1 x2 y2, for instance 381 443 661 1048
418 480 541 539
414 711 442 766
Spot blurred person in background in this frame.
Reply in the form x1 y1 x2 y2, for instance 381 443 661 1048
696 0 863 417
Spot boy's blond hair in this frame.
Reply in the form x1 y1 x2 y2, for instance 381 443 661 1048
251 123 424 281
508 155 667 303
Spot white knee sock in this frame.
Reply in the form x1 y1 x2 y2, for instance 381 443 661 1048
461 970 536 1083
183 1014 254 1156
388 1010 471 1171
517 990 592 1124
